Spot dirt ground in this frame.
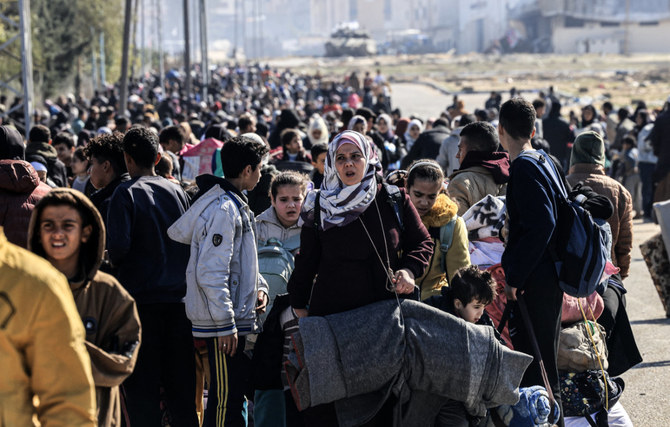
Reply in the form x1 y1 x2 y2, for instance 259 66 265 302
266 53 670 111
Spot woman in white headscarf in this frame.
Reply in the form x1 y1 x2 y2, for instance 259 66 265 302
305 114 329 148
404 118 424 151
287 129 433 424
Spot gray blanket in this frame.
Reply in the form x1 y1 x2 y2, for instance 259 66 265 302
285 299 532 426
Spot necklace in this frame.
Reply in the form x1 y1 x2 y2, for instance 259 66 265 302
359 198 396 292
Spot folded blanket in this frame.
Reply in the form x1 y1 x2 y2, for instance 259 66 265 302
285 299 532 426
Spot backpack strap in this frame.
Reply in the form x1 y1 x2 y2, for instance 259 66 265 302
382 182 405 231
439 216 458 276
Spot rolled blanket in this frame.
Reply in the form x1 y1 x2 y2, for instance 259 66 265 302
486 386 560 427
285 299 532 426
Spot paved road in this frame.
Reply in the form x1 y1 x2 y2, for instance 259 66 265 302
391 82 670 425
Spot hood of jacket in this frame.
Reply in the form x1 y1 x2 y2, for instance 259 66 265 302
169 178 247 244
193 173 248 204
27 188 106 282
422 193 458 228
0 159 41 194
26 140 58 161
457 151 510 185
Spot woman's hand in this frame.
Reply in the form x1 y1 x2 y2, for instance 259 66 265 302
393 268 416 294
294 308 309 318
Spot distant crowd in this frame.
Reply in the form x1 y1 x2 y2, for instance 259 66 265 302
2 62 668 426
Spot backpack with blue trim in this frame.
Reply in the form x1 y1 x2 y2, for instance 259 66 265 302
257 233 301 322
519 150 609 298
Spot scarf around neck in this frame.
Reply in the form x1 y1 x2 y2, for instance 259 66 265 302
301 130 381 230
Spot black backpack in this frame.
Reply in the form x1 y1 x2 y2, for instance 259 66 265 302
519 150 609 298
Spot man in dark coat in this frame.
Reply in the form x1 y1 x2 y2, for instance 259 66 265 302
542 99 574 172
401 118 451 169
650 97 670 204
25 125 68 187
499 98 565 426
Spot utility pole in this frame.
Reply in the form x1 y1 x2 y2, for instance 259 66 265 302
140 0 145 78
241 0 246 57
90 27 98 92
183 0 191 110
200 0 209 102
233 0 238 58
156 0 165 97
119 0 133 115
18 0 33 133
100 32 106 87
131 0 140 79
0 0 34 133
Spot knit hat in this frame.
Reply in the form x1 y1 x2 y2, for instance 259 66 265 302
0 125 25 160
570 131 605 168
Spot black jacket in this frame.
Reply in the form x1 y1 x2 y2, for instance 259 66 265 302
106 176 190 304
401 125 451 169
542 101 574 169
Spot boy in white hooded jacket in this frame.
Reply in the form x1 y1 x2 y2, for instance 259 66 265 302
169 136 269 427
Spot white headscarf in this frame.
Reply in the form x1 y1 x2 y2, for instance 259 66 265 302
308 114 329 146
404 119 423 151
301 130 381 230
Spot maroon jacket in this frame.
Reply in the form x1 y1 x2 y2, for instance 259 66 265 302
288 186 433 316
0 160 51 248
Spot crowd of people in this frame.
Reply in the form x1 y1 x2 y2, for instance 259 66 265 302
2 61 668 426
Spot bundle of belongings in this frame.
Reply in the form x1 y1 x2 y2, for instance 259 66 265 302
558 293 631 426
462 195 506 268
482 385 560 427
639 199 670 317
284 299 533 427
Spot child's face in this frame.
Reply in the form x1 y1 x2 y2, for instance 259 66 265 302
408 178 442 218
71 156 89 176
39 205 91 271
312 152 326 174
454 298 486 324
286 135 302 154
271 185 304 228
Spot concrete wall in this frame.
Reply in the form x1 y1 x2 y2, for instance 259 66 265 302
552 20 670 54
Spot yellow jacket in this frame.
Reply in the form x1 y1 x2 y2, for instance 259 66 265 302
416 194 471 300
0 228 96 426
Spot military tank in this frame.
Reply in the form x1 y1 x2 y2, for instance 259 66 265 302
325 27 377 57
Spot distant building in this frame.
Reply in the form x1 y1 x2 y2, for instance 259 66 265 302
347 0 507 54
511 0 670 54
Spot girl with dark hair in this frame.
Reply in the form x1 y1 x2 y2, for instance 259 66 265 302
404 159 471 300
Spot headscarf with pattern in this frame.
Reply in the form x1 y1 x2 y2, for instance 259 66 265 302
301 130 381 230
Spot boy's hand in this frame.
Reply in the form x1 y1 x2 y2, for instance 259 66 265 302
256 290 269 313
393 269 416 294
218 333 238 356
